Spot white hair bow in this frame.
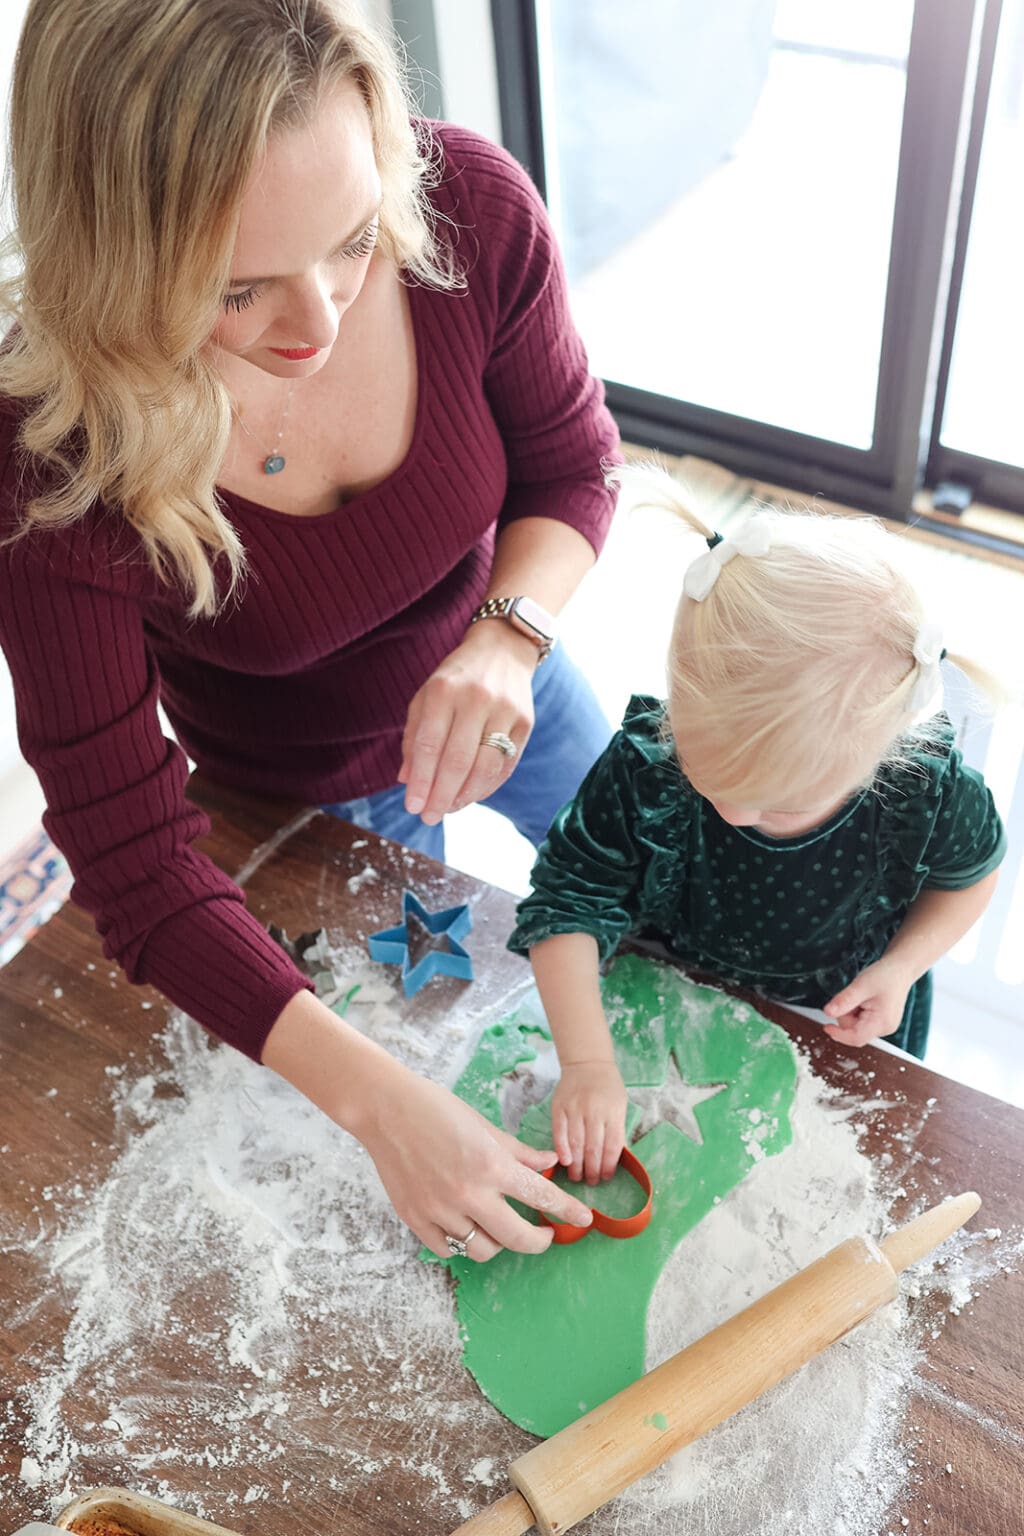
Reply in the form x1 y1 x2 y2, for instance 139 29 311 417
909 620 945 713
682 515 775 601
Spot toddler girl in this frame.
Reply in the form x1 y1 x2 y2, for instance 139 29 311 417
509 467 1006 1185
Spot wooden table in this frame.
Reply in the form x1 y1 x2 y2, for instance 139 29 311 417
1 779 1021 1535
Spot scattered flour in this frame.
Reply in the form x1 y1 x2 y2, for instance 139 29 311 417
346 865 379 896
624 1064 914 1533
2 944 1020 1534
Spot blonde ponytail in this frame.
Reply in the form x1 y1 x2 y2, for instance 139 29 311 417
614 462 1002 807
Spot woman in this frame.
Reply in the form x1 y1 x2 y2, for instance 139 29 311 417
0 0 617 1258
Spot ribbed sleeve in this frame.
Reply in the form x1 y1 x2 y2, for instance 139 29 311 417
0 121 618 1059
0 517 311 1058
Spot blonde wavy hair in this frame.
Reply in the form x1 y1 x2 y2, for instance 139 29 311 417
1 0 459 617
611 463 995 809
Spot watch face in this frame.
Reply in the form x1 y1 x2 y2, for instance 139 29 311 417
511 595 556 643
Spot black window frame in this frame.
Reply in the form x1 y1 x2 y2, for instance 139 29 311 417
923 0 1024 517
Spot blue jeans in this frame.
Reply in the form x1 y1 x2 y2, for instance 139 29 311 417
323 645 611 859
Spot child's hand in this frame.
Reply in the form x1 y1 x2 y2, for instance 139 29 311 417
552 1060 628 1185
823 958 913 1048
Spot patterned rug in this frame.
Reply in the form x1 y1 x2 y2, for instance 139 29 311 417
0 825 73 966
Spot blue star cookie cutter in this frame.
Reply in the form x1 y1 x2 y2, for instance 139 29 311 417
367 889 473 997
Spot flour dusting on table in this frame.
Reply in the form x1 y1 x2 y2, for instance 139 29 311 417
3 943 1020 1533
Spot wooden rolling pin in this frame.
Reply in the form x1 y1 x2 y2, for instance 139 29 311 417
452 1192 980 1536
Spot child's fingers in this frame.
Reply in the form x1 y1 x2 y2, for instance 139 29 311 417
599 1124 623 1182
566 1113 586 1183
552 1106 572 1168
583 1122 605 1186
825 975 871 1017
824 1022 867 1048
835 1007 900 1047
824 1015 878 1047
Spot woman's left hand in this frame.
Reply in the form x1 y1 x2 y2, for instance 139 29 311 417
822 957 914 1047
399 621 538 825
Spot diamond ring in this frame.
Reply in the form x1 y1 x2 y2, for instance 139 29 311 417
480 732 517 760
445 1226 477 1259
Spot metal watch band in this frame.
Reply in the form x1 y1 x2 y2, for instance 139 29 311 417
469 595 556 662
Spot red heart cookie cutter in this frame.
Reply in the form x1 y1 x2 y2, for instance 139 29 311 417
539 1146 653 1244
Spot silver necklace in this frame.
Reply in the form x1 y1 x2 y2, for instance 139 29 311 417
234 381 297 475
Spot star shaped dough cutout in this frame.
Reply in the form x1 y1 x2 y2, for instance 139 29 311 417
628 1055 727 1146
515 1038 727 1158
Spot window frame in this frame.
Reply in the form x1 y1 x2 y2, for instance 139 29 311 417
923 0 1024 516
488 0 1015 544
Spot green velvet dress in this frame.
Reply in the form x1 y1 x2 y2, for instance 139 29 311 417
509 695 1006 1058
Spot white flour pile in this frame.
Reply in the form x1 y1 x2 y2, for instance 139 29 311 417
3 946 1020 1534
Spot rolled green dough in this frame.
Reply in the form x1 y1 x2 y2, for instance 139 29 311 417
428 955 798 1436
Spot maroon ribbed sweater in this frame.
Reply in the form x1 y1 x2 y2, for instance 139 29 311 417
0 125 618 1060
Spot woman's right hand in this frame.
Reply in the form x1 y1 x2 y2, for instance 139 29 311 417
358 1059 594 1261
264 989 592 1260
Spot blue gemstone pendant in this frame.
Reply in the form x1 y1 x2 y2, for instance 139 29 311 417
263 453 286 475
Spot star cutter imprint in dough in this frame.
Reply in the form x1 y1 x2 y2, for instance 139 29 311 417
366 888 473 997
629 1058 728 1144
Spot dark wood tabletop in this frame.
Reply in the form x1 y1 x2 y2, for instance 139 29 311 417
1 777 1021 1536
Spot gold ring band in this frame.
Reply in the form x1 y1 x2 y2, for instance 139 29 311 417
481 731 517 760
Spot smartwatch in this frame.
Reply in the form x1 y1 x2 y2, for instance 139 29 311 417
469 595 558 663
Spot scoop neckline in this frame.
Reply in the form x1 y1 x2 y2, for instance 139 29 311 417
727 789 868 851
216 277 427 526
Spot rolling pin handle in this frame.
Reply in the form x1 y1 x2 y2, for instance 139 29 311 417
449 1489 536 1535
879 1191 981 1273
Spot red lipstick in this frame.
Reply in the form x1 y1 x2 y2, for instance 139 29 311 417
269 345 319 360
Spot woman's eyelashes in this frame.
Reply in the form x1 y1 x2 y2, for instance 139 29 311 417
223 286 261 314
343 218 379 259
221 218 380 312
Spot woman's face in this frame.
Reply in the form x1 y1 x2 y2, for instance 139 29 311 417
211 79 383 379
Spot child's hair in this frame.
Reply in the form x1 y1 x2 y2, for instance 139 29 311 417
0 0 460 619
610 462 997 809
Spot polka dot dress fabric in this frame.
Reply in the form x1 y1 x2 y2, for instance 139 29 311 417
510 696 1006 1058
